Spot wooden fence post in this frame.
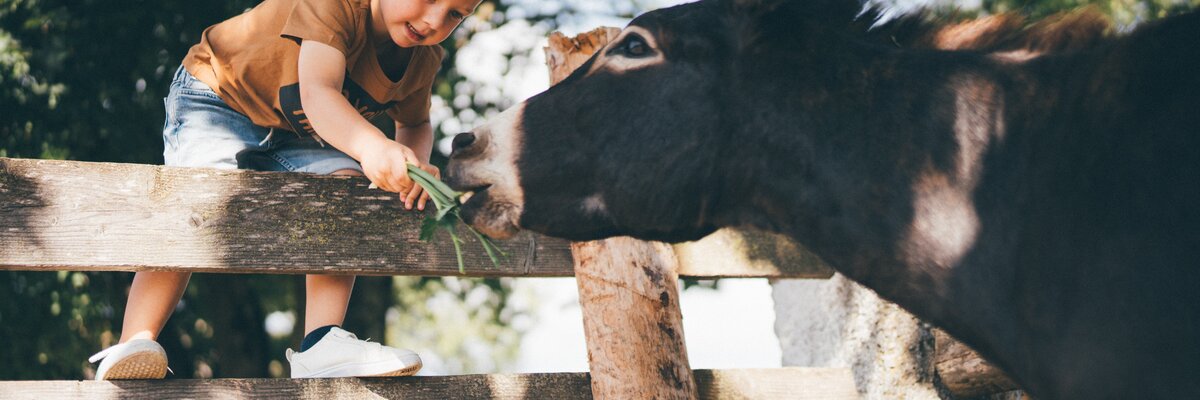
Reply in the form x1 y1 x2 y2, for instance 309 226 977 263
546 28 699 399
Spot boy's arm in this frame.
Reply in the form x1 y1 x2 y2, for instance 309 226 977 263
298 40 433 209
395 121 435 165
395 121 438 208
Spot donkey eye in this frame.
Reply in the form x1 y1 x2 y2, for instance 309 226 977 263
615 34 652 58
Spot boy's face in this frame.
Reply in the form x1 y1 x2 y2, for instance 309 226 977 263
377 0 483 47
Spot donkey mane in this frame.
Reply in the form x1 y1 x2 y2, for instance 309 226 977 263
858 7 1115 53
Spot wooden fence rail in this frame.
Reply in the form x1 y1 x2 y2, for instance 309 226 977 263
0 157 830 279
0 368 859 400
0 156 868 399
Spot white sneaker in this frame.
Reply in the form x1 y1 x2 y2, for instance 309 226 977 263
89 339 169 380
286 327 422 378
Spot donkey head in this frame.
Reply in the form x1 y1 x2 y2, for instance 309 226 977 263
445 0 865 242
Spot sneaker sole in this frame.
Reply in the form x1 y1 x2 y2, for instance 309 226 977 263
295 359 423 378
101 351 168 380
366 361 423 377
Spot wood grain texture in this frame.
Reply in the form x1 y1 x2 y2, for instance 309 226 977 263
0 157 569 277
0 368 859 400
573 239 697 399
0 157 829 278
934 329 1020 398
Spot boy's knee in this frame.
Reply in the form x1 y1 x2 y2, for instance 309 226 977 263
331 168 363 176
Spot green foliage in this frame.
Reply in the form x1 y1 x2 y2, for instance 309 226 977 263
0 0 539 379
387 276 528 374
0 0 261 162
909 0 1200 26
0 271 125 379
979 0 1200 24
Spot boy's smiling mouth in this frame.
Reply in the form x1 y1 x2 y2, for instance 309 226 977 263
405 23 427 43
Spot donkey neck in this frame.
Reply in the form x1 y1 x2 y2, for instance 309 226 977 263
723 46 1026 327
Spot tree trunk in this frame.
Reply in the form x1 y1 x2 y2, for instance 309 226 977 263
547 28 698 400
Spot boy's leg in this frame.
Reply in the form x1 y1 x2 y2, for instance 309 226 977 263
305 274 355 333
91 66 270 380
120 272 191 342
122 65 266 339
303 168 362 333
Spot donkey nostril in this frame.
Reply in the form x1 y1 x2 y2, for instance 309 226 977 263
451 132 476 153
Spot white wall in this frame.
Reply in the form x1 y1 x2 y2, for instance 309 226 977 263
773 274 948 399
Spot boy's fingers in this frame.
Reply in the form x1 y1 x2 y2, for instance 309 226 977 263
387 168 410 195
404 185 422 210
418 191 430 211
397 163 415 191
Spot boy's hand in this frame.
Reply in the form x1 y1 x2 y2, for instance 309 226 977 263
359 140 438 211
407 162 440 211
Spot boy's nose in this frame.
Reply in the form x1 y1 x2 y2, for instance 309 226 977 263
425 14 446 32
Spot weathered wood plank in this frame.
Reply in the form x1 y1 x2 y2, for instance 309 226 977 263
0 368 859 400
674 228 833 279
0 157 569 277
934 329 1020 398
0 157 830 278
574 239 698 398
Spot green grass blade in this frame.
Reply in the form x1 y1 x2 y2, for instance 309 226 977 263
468 226 502 268
475 227 508 258
410 173 455 210
448 225 465 274
407 164 461 200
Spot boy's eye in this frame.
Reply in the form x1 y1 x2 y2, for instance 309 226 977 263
451 11 464 20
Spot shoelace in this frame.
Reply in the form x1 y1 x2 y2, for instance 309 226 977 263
339 331 385 351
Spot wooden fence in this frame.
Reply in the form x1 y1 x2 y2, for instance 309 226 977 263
0 155 858 399
0 29 1017 400
0 158 1015 399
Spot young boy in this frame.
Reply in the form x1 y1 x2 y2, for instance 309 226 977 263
87 0 482 379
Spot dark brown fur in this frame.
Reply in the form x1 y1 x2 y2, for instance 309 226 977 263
447 1 1200 398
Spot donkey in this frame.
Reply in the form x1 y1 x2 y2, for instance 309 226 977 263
445 0 1200 397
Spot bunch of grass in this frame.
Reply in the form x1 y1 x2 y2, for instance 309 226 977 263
405 165 506 273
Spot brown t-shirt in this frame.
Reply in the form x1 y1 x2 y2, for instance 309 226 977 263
181 0 444 136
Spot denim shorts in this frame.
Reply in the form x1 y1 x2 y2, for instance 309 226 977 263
162 66 362 174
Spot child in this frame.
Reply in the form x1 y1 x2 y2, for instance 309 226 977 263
87 0 482 379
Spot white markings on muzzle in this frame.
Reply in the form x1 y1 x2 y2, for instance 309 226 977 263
465 103 526 239
587 26 666 76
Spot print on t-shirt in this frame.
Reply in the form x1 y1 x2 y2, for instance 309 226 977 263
279 72 396 137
